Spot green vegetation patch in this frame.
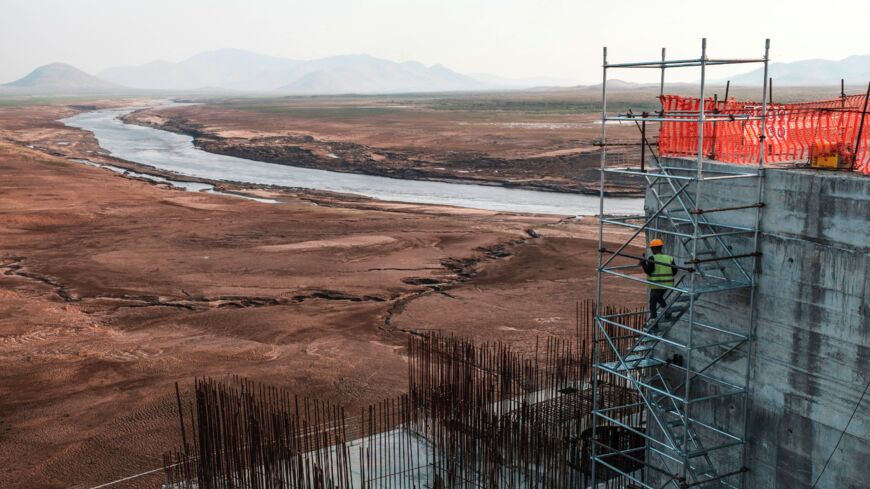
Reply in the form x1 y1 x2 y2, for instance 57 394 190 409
0 95 101 107
223 103 404 120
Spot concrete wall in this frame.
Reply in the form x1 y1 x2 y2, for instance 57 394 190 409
654 158 870 489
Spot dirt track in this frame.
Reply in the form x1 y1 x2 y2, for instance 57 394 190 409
0 103 643 488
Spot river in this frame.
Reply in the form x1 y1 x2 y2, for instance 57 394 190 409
62 107 642 216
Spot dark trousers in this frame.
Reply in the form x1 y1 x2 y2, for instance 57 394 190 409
648 288 668 320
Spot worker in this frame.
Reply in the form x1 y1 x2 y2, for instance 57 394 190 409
639 238 677 323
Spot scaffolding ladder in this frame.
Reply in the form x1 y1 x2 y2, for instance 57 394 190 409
591 39 770 489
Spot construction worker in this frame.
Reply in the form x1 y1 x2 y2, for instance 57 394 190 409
639 238 677 322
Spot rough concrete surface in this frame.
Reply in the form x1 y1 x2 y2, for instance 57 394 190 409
653 158 869 489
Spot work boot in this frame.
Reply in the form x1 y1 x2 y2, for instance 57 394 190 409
645 318 659 337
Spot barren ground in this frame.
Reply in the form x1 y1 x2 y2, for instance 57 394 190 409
0 102 643 489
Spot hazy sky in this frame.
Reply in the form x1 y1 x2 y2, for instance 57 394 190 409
2 0 869 84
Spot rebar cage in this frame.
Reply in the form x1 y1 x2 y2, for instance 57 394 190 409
592 38 770 489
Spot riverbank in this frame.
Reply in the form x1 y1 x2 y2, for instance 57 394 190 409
64 106 642 215
122 101 644 197
0 102 644 488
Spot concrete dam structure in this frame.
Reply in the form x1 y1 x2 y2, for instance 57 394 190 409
659 158 867 488
593 155 868 489
706 161 868 488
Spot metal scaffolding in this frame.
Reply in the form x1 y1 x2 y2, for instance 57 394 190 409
591 39 770 488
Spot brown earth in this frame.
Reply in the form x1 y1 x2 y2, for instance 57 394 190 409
0 103 644 489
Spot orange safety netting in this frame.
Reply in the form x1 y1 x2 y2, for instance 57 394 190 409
657 94 870 175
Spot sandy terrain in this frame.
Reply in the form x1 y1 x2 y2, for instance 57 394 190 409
0 102 644 489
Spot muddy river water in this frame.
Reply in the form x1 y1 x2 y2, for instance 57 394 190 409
63 107 642 216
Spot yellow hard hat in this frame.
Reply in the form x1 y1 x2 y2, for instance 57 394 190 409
649 238 664 248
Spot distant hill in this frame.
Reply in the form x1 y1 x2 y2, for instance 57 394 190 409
100 50 302 92
100 49 488 94
279 56 483 94
469 72 581 89
2 62 122 93
580 79 661 91
5 50 576 95
728 54 870 86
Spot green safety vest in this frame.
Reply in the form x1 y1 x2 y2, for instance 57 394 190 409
647 253 675 289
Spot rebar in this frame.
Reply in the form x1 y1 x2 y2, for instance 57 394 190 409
161 301 647 489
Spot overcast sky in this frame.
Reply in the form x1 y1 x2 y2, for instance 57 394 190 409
2 0 868 84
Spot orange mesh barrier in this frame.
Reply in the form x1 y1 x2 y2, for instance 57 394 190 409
658 95 870 175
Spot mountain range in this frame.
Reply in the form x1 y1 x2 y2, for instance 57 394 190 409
726 54 870 86
98 49 494 93
2 49 869 95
